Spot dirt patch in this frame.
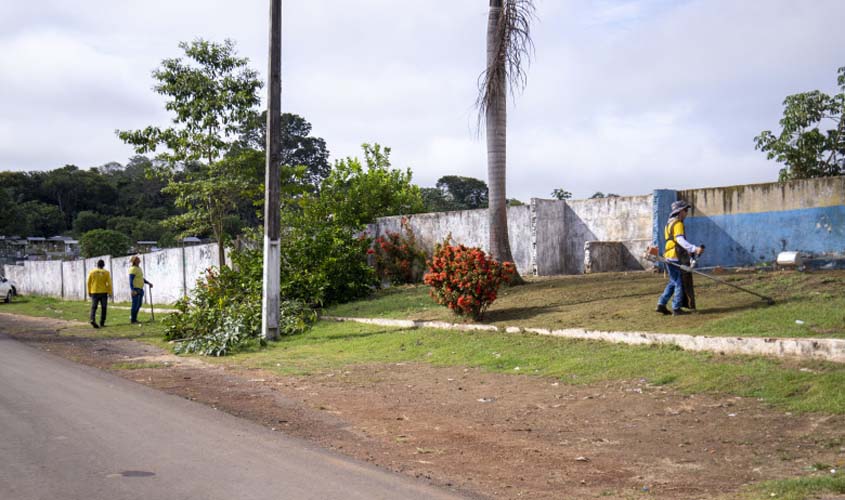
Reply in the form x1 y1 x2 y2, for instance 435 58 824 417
4 314 845 499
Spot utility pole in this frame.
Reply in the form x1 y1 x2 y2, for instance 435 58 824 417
261 0 282 340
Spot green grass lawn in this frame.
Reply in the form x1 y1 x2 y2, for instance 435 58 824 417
1 295 167 343
215 319 845 414
6 293 845 499
325 269 845 338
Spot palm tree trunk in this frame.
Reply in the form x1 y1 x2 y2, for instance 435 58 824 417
486 0 523 283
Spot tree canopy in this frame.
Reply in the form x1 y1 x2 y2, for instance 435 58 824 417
117 39 264 265
755 66 845 181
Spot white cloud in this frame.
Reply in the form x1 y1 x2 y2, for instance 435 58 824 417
1 0 843 202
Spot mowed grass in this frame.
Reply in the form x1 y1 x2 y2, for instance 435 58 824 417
218 320 845 414
0 295 167 344
326 269 845 338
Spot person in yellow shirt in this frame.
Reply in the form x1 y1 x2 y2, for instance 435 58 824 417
656 200 704 316
87 259 112 328
128 255 153 324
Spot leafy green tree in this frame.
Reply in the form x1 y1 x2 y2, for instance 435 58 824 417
305 143 424 228
40 165 117 227
755 66 845 181
0 188 28 236
589 192 619 199
80 229 131 258
117 39 263 265
21 201 65 236
73 211 106 235
420 187 453 213
477 0 535 284
436 175 489 209
161 150 262 260
236 112 331 190
551 188 572 200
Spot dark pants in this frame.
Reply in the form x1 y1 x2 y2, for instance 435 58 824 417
131 287 144 322
90 293 108 325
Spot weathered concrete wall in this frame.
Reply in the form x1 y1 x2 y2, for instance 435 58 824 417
563 195 653 274
20 260 64 297
531 199 567 276
62 260 87 301
143 248 187 305
1 243 222 305
669 177 845 268
375 206 533 274
111 256 134 303
584 241 624 274
185 244 220 292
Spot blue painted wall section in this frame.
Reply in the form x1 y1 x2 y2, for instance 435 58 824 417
652 190 678 269
685 206 845 268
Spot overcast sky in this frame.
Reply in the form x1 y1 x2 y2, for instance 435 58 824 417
1 0 843 200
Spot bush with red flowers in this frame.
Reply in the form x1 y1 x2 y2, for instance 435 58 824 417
423 237 515 320
371 218 427 284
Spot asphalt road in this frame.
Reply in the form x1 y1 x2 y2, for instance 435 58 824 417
0 334 466 500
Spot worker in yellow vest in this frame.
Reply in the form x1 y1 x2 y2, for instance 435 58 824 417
86 259 112 328
128 255 153 324
656 200 704 316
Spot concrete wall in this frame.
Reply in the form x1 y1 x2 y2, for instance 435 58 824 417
3 243 222 304
185 244 220 291
21 260 64 298
531 199 567 276
563 195 653 274
62 260 87 301
143 248 186 305
584 241 625 274
111 256 134 303
374 205 534 274
667 177 845 268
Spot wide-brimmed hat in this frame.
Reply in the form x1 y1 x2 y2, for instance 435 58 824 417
669 200 691 217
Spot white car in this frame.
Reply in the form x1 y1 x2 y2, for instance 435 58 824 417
0 277 12 303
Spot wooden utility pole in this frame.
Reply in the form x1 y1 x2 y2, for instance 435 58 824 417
261 0 282 340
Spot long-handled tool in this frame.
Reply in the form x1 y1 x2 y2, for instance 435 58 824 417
148 284 155 322
645 246 775 305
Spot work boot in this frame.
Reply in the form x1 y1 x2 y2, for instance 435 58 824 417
672 308 690 316
90 321 99 329
655 304 671 315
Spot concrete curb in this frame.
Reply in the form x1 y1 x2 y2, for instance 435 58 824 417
322 316 845 364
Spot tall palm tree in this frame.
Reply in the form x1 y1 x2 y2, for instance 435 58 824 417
477 0 534 283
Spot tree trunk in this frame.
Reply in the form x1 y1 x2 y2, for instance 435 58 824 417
486 0 523 283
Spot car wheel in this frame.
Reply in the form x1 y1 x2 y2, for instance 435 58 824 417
4 291 10 303
10 286 16 297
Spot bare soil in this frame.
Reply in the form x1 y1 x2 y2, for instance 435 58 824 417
3 313 844 499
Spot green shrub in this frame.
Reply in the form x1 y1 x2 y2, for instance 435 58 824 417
279 220 377 307
80 229 132 257
163 251 316 356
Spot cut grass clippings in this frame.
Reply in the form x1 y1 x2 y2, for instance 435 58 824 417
325 269 845 339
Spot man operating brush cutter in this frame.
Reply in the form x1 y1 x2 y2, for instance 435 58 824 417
655 200 704 316
645 200 775 311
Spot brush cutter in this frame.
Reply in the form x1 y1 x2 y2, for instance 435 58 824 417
644 246 774 305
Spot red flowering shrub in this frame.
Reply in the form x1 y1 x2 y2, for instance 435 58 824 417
371 218 427 284
423 237 515 320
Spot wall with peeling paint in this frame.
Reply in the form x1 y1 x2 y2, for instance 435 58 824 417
669 176 845 267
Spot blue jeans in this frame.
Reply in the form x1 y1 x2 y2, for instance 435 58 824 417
658 261 684 310
131 287 144 322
